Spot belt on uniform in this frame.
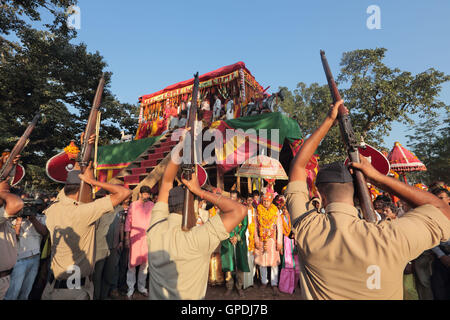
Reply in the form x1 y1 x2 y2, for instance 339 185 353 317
440 245 450 255
0 269 12 278
49 273 86 289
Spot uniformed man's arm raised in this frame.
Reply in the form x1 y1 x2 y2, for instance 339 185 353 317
182 175 247 233
289 100 345 182
350 155 450 221
0 180 23 217
78 163 131 207
157 128 190 204
286 100 346 224
157 157 180 204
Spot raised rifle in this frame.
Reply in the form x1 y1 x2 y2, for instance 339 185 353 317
320 50 376 223
77 74 105 203
181 73 200 231
0 112 40 184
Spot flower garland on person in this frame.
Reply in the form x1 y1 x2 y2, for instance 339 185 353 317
275 196 291 238
414 183 428 191
0 150 11 169
281 209 291 238
256 203 278 243
209 206 217 218
369 184 382 202
247 207 256 252
208 188 222 219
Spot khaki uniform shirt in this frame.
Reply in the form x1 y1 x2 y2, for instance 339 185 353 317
44 190 114 279
0 206 17 272
285 180 450 300
147 202 229 300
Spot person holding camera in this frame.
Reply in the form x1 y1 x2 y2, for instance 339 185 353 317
4 197 48 300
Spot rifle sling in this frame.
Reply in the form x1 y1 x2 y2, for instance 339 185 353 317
147 218 168 233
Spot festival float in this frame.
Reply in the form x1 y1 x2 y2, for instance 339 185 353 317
135 61 265 140
46 62 309 199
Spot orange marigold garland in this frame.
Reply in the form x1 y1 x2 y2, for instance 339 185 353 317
247 222 255 252
369 184 382 202
0 151 11 169
257 204 279 243
64 141 80 160
247 207 256 252
209 207 217 218
281 212 291 238
414 183 428 191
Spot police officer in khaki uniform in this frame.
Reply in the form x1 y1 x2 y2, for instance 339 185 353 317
42 154 131 300
0 179 24 299
285 99 450 300
146 138 248 300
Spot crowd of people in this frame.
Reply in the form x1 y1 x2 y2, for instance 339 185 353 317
1 99 449 301
167 93 280 131
137 91 282 140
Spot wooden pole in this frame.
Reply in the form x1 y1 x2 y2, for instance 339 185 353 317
93 111 101 195
217 167 224 191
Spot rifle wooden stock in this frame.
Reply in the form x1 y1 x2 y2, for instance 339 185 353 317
77 75 105 203
182 187 196 231
181 73 200 231
320 50 376 223
0 112 40 183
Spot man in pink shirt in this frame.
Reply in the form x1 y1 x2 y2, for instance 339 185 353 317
124 186 154 298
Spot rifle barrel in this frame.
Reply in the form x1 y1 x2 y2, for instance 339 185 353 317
0 112 40 182
181 73 200 231
77 74 105 203
320 50 376 223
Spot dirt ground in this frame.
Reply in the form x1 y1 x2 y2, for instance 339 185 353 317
119 282 302 300
204 283 303 300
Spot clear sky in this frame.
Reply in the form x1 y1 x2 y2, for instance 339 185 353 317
68 0 449 149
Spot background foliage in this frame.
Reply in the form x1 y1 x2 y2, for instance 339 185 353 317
0 0 139 192
279 48 449 184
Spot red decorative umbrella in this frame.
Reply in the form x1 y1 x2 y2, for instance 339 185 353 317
387 141 426 183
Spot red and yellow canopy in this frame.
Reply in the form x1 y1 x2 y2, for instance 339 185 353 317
387 141 427 173
139 61 263 106
136 62 265 133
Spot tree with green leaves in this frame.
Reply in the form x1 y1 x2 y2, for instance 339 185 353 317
280 48 450 166
1 0 139 192
278 83 342 163
406 109 450 184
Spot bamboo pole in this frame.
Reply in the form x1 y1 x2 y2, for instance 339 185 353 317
217 168 224 191
93 111 101 195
